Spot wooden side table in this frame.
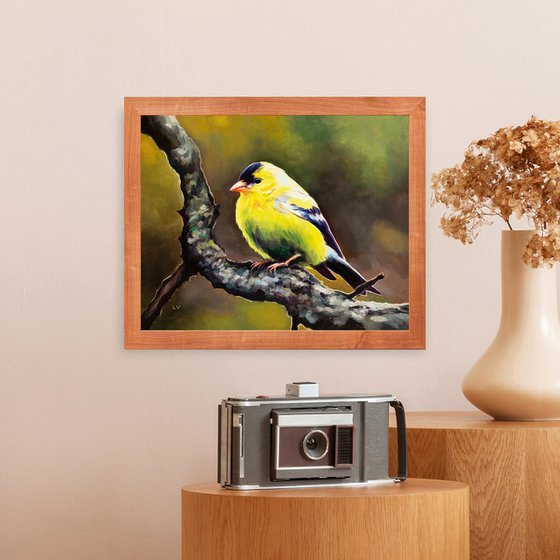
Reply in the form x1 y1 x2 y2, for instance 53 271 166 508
182 479 469 560
390 411 560 560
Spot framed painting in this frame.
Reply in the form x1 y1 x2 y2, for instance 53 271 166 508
124 97 425 349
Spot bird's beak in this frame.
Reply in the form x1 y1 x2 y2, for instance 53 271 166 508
230 180 249 193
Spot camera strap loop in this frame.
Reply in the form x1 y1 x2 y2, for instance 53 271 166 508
389 400 408 482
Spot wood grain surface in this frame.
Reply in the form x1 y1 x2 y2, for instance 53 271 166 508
389 411 560 560
182 479 469 560
124 97 425 349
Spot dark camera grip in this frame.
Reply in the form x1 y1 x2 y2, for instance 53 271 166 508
389 400 407 482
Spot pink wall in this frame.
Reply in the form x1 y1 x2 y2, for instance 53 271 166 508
2 0 559 558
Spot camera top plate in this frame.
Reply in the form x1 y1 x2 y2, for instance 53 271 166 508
224 394 396 406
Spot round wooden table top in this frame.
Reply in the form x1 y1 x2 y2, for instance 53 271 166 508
390 410 560 429
182 478 467 498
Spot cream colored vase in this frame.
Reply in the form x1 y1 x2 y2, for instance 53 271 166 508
462 230 560 420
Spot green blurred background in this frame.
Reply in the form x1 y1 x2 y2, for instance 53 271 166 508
141 115 409 330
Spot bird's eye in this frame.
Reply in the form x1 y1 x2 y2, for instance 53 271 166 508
253 178 262 184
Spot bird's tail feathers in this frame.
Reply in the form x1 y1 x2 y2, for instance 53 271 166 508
325 253 382 295
312 263 336 281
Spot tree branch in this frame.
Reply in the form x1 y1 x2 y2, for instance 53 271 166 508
140 262 193 329
141 116 409 331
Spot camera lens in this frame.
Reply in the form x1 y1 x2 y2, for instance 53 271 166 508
302 430 329 461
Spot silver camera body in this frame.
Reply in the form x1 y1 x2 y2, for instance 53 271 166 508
218 383 407 490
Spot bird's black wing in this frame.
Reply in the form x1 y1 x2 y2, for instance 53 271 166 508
287 204 344 258
280 199 381 295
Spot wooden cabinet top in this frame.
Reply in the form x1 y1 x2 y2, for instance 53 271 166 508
390 410 560 430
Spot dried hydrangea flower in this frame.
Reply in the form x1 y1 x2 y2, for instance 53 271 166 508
432 117 560 267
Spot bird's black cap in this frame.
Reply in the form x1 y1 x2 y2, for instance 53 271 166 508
238 162 263 185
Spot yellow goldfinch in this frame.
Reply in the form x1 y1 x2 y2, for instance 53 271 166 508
230 162 381 294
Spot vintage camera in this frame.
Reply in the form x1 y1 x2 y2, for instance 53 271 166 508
218 382 407 489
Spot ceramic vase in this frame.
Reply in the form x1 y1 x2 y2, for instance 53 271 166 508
462 230 560 420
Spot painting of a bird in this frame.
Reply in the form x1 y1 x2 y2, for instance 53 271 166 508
230 161 381 295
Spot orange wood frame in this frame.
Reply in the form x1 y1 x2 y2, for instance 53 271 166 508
124 97 425 349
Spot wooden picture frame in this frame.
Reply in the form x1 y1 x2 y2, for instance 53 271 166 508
125 97 425 349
